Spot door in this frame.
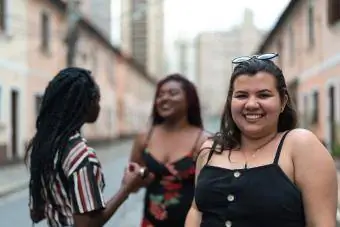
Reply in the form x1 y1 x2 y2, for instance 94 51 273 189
329 86 336 150
11 90 18 158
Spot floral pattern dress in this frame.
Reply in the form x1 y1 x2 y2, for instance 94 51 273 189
141 148 197 227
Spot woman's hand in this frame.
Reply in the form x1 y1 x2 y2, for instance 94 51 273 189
121 162 154 193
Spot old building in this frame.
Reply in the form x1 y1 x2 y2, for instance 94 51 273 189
121 0 164 79
0 0 156 165
195 9 264 118
0 0 28 163
256 0 340 150
61 0 112 40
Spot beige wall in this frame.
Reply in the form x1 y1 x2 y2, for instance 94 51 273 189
26 0 156 145
0 0 156 165
121 66 155 134
26 0 67 145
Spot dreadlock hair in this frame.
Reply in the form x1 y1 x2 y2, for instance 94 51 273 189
151 73 203 128
25 67 100 211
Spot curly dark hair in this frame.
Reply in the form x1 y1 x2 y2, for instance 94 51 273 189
211 58 298 153
25 67 100 211
151 73 203 128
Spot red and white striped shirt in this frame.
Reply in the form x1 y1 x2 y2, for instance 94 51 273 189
29 133 106 227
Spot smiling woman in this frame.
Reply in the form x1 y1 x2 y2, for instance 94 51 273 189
185 54 337 227
128 73 211 227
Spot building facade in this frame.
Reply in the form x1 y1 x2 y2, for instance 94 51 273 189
0 0 28 163
61 0 112 40
121 0 164 79
256 0 340 150
195 9 264 117
0 0 156 165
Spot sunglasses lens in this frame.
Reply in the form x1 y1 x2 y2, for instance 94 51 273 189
232 56 251 63
258 53 278 60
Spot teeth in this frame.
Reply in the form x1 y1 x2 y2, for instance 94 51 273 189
245 114 262 119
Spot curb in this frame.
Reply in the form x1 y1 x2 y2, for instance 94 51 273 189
0 180 28 198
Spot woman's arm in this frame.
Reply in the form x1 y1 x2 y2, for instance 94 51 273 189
185 140 213 227
73 162 152 227
129 132 148 165
291 129 337 227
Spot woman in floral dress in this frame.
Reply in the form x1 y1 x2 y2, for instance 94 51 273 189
129 74 210 227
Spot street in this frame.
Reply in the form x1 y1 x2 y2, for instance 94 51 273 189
1 121 339 227
0 140 145 227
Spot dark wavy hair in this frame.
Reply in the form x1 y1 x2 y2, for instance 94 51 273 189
211 58 298 152
25 67 99 211
151 73 203 128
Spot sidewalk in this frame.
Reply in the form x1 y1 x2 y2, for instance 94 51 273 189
0 138 133 198
0 163 29 198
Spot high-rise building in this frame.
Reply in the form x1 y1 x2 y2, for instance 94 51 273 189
195 9 264 117
121 0 164 79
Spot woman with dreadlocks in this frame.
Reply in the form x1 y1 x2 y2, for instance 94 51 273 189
26 67 153 227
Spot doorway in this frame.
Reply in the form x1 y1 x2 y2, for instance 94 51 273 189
11 89 18 158
328 85 336 150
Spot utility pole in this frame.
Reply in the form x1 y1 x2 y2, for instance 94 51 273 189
66 0 81 67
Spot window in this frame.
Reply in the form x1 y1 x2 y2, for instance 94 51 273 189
0 0 6 32
328 0 340 25
311 90 319 124
307 0 315 48
35 94 43 116
41 11 50 52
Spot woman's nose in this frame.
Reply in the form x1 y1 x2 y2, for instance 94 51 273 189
245 96 260 109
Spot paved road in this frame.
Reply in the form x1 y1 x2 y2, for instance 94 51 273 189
10 122 339 226
0 119 219 227
0 140 145 227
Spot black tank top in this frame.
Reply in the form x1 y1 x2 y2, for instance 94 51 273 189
195 131 305 227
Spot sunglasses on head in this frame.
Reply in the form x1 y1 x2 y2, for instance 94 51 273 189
232 53 279 64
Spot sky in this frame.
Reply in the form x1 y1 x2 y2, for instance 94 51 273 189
111 0 291 45
163 0 291 43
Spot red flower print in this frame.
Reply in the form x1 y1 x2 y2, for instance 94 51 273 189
164 181 182 191
149 201 168 220
141 218 154 227
179 166 195 178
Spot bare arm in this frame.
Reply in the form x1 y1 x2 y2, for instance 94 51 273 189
185 140 213 227
291 129 337 227
73 186 130 227
129 132 148 165
61 137 150 227
73 162 153 227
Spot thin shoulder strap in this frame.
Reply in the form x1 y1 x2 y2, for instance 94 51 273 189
205 148 215 165
205 140 221 165
273 130 291 164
